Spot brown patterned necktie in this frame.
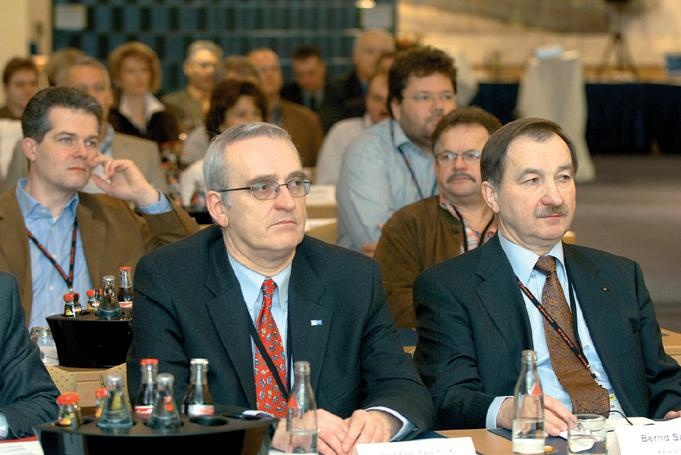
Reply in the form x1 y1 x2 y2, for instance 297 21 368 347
534 256 609 416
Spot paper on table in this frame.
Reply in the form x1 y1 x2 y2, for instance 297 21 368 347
0 440 43 455
306 185 335 206
558 416 655 439
355 437 476 455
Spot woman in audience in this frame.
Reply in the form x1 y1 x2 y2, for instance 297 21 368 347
107 41 180 146
179 79 267 208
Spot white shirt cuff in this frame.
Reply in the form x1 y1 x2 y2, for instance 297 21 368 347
366 406 414 441
486 396 512 429
0 412 8 439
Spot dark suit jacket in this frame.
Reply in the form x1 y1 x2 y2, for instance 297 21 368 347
128 226 432 435
281 82 329 113
0 189 199 319
413 234 681 430
109 108 180 146
320 69 365 132
0 272 59 438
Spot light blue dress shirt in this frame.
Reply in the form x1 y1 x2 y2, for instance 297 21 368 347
16 178 171 329
336 119 437 251
485 232 622 428
0 414 6 438
227 254 413 439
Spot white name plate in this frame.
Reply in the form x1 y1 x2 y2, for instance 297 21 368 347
615 418 681 455
356 437 476 455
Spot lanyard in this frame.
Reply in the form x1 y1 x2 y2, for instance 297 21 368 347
516 274 597 380
451 206 494 252
390 121 436 200
26 218 78 290
247 309 292 400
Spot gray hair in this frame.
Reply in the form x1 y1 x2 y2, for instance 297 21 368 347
203 122 295 205
55 56 111 88
185 40 223 64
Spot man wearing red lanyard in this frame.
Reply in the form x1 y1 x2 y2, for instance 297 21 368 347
413 118 681 434
0 87 198 328
374 107 501 328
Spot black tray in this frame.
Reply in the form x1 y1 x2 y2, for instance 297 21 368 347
46 313 132 368
36 414 275 454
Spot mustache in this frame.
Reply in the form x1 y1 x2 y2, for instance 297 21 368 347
446 172 476 184
536 205 569 217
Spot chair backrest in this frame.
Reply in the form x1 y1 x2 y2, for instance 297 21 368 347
306 221 337 244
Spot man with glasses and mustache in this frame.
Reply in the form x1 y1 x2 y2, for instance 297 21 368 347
374 107 501 328
128 123 432 455
413 118 681 434
336 46 457 255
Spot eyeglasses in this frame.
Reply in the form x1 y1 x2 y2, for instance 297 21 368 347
436 150 481 164
406 92 456 104
216 178 311 200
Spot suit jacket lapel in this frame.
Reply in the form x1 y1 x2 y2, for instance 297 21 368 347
288 246 331 392
203 238 258 408
76 196 106 286
0 190 32 316
563 246 619 371
475 236 533 375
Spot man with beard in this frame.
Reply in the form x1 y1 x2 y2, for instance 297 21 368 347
374 107 501 327
413 118 681 433
337 46 457 254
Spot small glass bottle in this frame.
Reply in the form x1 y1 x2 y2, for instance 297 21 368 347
96 275 121 320
285 361 318 454
62 292 75 318
117 266 133 318
134 358 159 422
73 292 82 315
94 387 108 421
147 373 181 430
56 392 82 429
183 358 215 418
97 374 133 429
86 289 97 313
94 288 103 309
512 350 545 455
30 326 59 365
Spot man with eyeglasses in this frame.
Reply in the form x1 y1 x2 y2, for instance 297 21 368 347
374 107 501 328
128 122 433 454
0 87 199 328
336 46 457 255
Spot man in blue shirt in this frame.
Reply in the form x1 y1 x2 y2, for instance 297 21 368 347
128 123 432 454
0 87 198 328
336 46 457 254
413 118 681 434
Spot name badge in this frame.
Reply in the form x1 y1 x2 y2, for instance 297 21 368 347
615 418 681 455
356 437 476 455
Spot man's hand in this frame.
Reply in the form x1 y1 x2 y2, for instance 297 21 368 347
361 241 378 257
341 410 399 453
664 410 681 419
497 395 576 436
90 155 159 207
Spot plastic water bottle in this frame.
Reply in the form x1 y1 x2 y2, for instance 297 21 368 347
512 350 545 455
286 361 318 454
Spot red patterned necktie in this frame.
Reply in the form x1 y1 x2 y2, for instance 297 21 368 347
534 256 609 415
254 278 287 417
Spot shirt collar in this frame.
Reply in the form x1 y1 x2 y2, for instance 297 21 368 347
227 253 292 315
16 178 79 221
118 93 166 125
498 230 565 284
389 119 411 149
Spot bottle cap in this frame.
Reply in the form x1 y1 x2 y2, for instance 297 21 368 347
95 387 108 400
56 392 80 405
63 292 74 302
87 289 95 297
190 358 209 366
140 358 159 366
119 265 132 272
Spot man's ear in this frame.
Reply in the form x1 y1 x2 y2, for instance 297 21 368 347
205 191 229 228
481 181 500 214
22 137 39 161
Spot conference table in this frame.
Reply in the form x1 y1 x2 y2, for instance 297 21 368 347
439 429 514 453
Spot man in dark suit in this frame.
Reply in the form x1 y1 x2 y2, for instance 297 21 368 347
0 272 59 439
413 118 681 435
281 44 329 114
320 28 395 132
128 122 432 454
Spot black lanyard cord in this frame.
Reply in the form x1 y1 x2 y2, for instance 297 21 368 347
26 217 78 290
390 121 436 200
247 313 292 400
451 206 495 252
